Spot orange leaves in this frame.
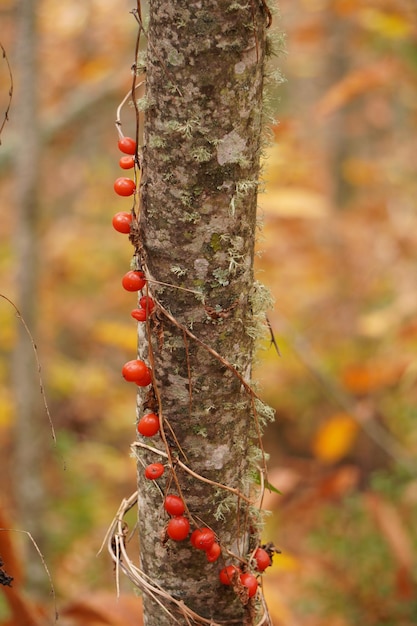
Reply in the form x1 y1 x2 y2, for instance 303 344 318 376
333 0 363 17
312 413 359 463
341 360 407 395
311 359 409 464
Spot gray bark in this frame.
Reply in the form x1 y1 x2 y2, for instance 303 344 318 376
11 0 46 588
135 2 270 624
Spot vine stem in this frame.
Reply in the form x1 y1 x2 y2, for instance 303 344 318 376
115 81 145 138
153 298 270 485
143 288 196 523
0 293 56 443
0 42 13 144
132 441 253 505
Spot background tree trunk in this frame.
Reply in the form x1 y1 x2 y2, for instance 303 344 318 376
134 1 271 624
11 0 47 589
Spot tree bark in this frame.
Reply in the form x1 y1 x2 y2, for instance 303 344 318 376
135 2 271 624
11 0 46 589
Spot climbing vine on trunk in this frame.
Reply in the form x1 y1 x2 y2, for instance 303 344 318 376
107 2 279 625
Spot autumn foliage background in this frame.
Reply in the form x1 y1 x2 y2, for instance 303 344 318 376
1 1 417 625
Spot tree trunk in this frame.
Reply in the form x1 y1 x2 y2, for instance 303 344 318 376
12 0 47 589
134 2 271 624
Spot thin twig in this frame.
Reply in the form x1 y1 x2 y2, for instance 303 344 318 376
131 1 143 163
148 277 205 299
183 330 193 418
0 293 56 443
142 268 271 499
260 0 273 28
132 441 252 504
0 42 13 145
131 4 183 98
266 315 280 356
158 302 259 400
144 289 192 514
115 81 145 136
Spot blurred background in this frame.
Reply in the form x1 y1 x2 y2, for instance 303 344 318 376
1 0 417 624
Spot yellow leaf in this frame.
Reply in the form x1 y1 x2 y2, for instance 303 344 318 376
49 359 109 397
359 9 412 40
342 157 379 187
0 389 13 427
312 413 359 463
93 321 136 351
271 551 300 572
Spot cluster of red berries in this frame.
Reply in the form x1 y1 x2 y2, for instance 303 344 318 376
111 137 161 448
131 294 155 322
140 482 222 560
122 358 152 387
142 480 271 599
112 136 138 236
119 274 155 385
113 133 273 604
112 136 170 510
164 495 190 542
114 136 137 198
162 494 222 561
191 527 221 563
219 547 272 598
121 279 156 419
112 134 154 390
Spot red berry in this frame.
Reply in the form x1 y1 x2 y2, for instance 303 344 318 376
254 547 271 572
119 155 135 169
135 367 152 387
122 359 150 383
137 413 160 437
112 211 132 234
139 295 155 312
114 177 136 196
190 529 202 548
118 136 136 155
122 270 146 291
206 542 221 562
240 572 258 598
131 308 147 322
164 494 185 516
192 527 215 551
166 516 190 541
144 463 165 480
219 565 240 586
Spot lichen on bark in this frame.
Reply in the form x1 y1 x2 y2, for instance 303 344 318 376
134 2 271 624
